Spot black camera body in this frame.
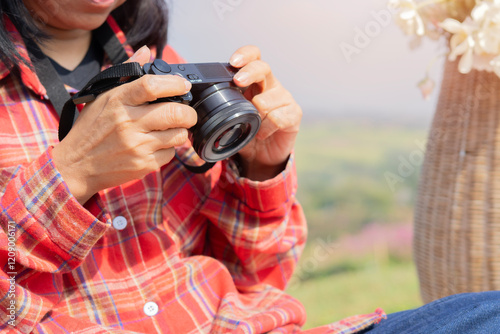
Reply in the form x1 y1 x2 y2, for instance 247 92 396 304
142 59 261 163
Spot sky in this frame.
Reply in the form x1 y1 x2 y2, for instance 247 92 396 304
167 0 447 125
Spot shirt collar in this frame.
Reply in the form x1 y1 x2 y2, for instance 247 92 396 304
0 16 134 98
0 16 46 96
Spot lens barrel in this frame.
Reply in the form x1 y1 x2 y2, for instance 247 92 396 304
190 83 261 162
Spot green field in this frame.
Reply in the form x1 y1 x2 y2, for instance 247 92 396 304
288 118 428 329
287 259 422 329
294 118 428 239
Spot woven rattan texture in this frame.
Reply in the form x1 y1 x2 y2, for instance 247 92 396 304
414 59 500 303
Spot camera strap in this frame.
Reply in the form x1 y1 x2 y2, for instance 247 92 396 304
60 63 215 174
59 62 144 140
23 21 215 174
23 22 130 140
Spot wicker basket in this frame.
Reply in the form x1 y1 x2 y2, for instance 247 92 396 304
414 58 500 304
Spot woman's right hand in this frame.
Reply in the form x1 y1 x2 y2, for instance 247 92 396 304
52 46 196 205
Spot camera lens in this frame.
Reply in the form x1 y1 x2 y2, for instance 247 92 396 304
215 123 244 150
190 83 261 162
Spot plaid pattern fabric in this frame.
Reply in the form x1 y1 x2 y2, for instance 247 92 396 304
0 16 386 333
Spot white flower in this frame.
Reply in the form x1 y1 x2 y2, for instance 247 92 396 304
389 0 426 36
472 0 500 54
388 0 500 97
472 54 497 71
440 18 478 74
472 0 500 23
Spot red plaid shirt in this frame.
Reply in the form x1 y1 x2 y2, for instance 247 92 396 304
0 16 386 333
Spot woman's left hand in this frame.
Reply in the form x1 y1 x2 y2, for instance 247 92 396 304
230 45 302 181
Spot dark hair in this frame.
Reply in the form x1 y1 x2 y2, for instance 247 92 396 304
0 0 169 70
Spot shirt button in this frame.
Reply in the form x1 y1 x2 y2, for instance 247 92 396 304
112 216 128 230
143 301 159 317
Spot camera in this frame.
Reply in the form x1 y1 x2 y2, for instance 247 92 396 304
142 59 261 163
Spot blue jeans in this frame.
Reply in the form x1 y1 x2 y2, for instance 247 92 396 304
360 291 500 333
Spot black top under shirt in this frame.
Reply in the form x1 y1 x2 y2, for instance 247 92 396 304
48 37 104 90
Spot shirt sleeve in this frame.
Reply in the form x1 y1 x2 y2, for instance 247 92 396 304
0 147 110 331
199 154 308 291
158 45 307 291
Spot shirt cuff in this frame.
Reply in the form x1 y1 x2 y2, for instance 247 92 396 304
16 147 110 263
219 154 298 212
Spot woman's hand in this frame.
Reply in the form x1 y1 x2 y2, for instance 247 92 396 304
53 46 197 205
230 45 302 181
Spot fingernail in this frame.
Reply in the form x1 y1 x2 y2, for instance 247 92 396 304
234 72 250 85
131 45 147 61
230 54 244 67
184 80 192 92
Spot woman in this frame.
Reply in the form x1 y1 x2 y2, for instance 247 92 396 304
1 1 500 333
0 0 319 332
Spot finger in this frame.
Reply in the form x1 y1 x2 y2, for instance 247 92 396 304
256 104 302 140
114 74 191 106
148 128 191 150
151 147 176 169
251 86 294 119
234 62 279 93
137 103 197 131
126 45 152 66
229 45 261 68
233 60 275 87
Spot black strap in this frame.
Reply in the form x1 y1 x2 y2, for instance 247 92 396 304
22 21 215 174
72 62 143 104
58 24 133 141
175 152 215 174
58 62 144 141
23 21 128 120
24 38 77 124
93 23 129 64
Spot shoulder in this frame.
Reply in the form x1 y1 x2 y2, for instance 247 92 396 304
161 45 186 64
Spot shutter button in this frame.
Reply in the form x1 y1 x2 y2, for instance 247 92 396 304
112 216 128 230
143 301 159 317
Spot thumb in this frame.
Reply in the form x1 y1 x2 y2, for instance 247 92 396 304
127 45 152 65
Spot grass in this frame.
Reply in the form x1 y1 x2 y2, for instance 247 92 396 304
293 119 428 239
285 119 426 329
287 260 422 330
295 119 428 175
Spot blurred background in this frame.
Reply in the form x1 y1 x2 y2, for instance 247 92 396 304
168 0 446 328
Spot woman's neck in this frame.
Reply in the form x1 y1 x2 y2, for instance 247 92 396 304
38 28 92 71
